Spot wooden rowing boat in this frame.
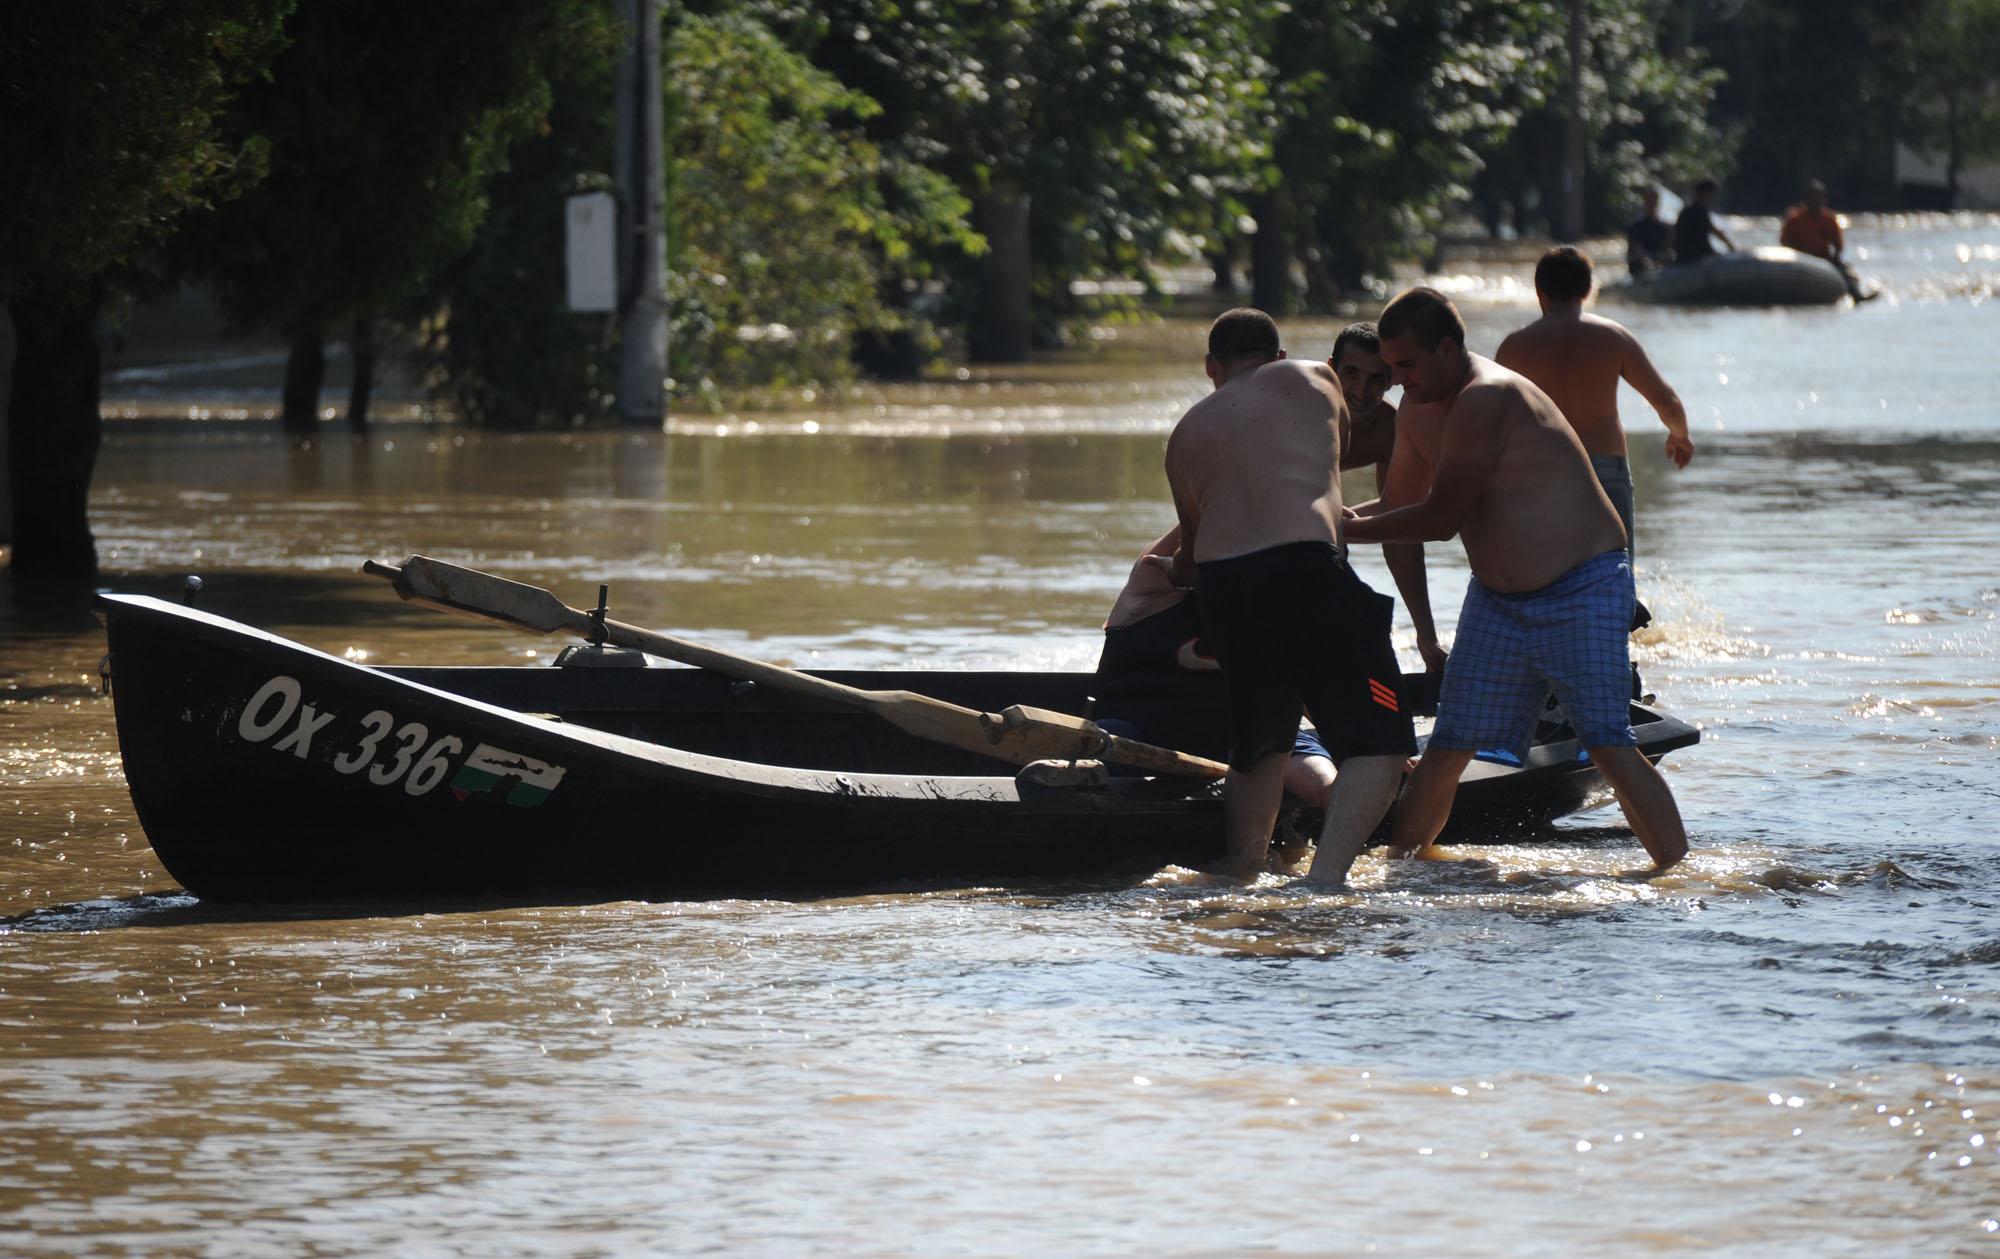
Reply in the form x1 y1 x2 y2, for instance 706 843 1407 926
96 592 1701 901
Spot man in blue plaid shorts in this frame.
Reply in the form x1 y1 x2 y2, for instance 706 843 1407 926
1342 287 1688 874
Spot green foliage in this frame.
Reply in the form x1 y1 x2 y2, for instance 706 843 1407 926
424 5 626 428
771 1 1267 335
182 0 584 340
433 6 978 425
1906 0 2000 198
1687 0 1924 209
0 0 292 304
1254 0 1527 300
667 9 978 397
1468 0 1730 237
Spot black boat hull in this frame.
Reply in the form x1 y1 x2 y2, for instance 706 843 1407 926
98 594 1700 901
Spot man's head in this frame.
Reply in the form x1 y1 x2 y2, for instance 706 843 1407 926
1641 186 1661 216
1804 178 1828 211
1534 245 1594 309
1329 321 1391 413
1377 287 1469 404
1694 178 1719 206
1205 307 1284 386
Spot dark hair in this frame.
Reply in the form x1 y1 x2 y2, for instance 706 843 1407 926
1207 307 1281 362
1534 245 1594 301
1377 287 1466 353
1694 178 1719 197
1330 321 1380 364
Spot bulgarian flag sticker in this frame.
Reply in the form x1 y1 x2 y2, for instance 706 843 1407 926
451 744 568 807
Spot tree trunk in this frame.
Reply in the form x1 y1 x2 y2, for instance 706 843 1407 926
281 328 326 437
347 315 377 435
971 184 1032 363
6 287 105 581
1947 97 1962 208
1249 191 1290 315
1558 0 1587 242
1207 246 1234 294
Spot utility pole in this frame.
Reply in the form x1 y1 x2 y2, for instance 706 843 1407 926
1560 0 1587 242
614 0 667 427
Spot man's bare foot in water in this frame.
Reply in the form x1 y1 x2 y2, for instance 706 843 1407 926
1387 842 1463 861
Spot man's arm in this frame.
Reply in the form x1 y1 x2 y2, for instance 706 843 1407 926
1618 333 1694 469
1375 457 1444 672
1344 388 1508 545
1712 217 1736 252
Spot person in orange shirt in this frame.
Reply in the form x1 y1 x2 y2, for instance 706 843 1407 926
1781 180 1875 301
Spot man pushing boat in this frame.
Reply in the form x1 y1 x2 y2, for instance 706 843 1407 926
1340 288 1688 879
1161 308 1415 879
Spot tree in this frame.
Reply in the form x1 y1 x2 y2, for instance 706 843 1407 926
431 8 977 425
1906 0 2000 205
781 1 1266 360
1467 0 1728 240
181 0 584 435
1687 0 1923 210
1246 0 1524 308
0 1 290 580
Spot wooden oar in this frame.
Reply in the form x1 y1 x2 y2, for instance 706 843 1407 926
363 555 1228 780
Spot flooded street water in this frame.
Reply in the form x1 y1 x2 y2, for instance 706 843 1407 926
5 215 1999 1255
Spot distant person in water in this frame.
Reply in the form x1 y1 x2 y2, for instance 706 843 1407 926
1329 322 1444 674
1781 179 1875 302
1162 308 1415 879
1093 525 1338 808
1496 246 1692 552
1342 287 1688 879
1671 179 1735 264
1625 187 1674 277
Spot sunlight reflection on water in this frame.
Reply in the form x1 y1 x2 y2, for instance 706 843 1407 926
4 214 1998 1255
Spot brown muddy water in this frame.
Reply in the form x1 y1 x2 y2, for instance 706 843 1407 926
4 216 2000 1255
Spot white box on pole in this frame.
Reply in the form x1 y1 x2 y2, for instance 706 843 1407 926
565 192 617 313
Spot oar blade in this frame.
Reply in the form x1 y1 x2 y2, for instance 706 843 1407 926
373 555 581 636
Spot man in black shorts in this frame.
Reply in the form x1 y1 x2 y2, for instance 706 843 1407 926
1093 525 1338 807
1162 308 1417 881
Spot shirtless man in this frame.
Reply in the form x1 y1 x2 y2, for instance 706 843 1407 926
1164 308 1416 877
1340 287 1688 876
1495 246 1691 549
1331 322 1445 674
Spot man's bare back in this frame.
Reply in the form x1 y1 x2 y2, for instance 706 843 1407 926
1166 357 1346 572
1495 310 1691 466
1498 247 1692 470
1351 354 1624 592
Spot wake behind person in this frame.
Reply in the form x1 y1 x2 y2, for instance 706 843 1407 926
1163 308 1415 881
1345 287 1688 875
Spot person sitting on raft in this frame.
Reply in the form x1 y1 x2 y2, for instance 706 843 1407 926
1780 179 1876 302
1092 526 1336 808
